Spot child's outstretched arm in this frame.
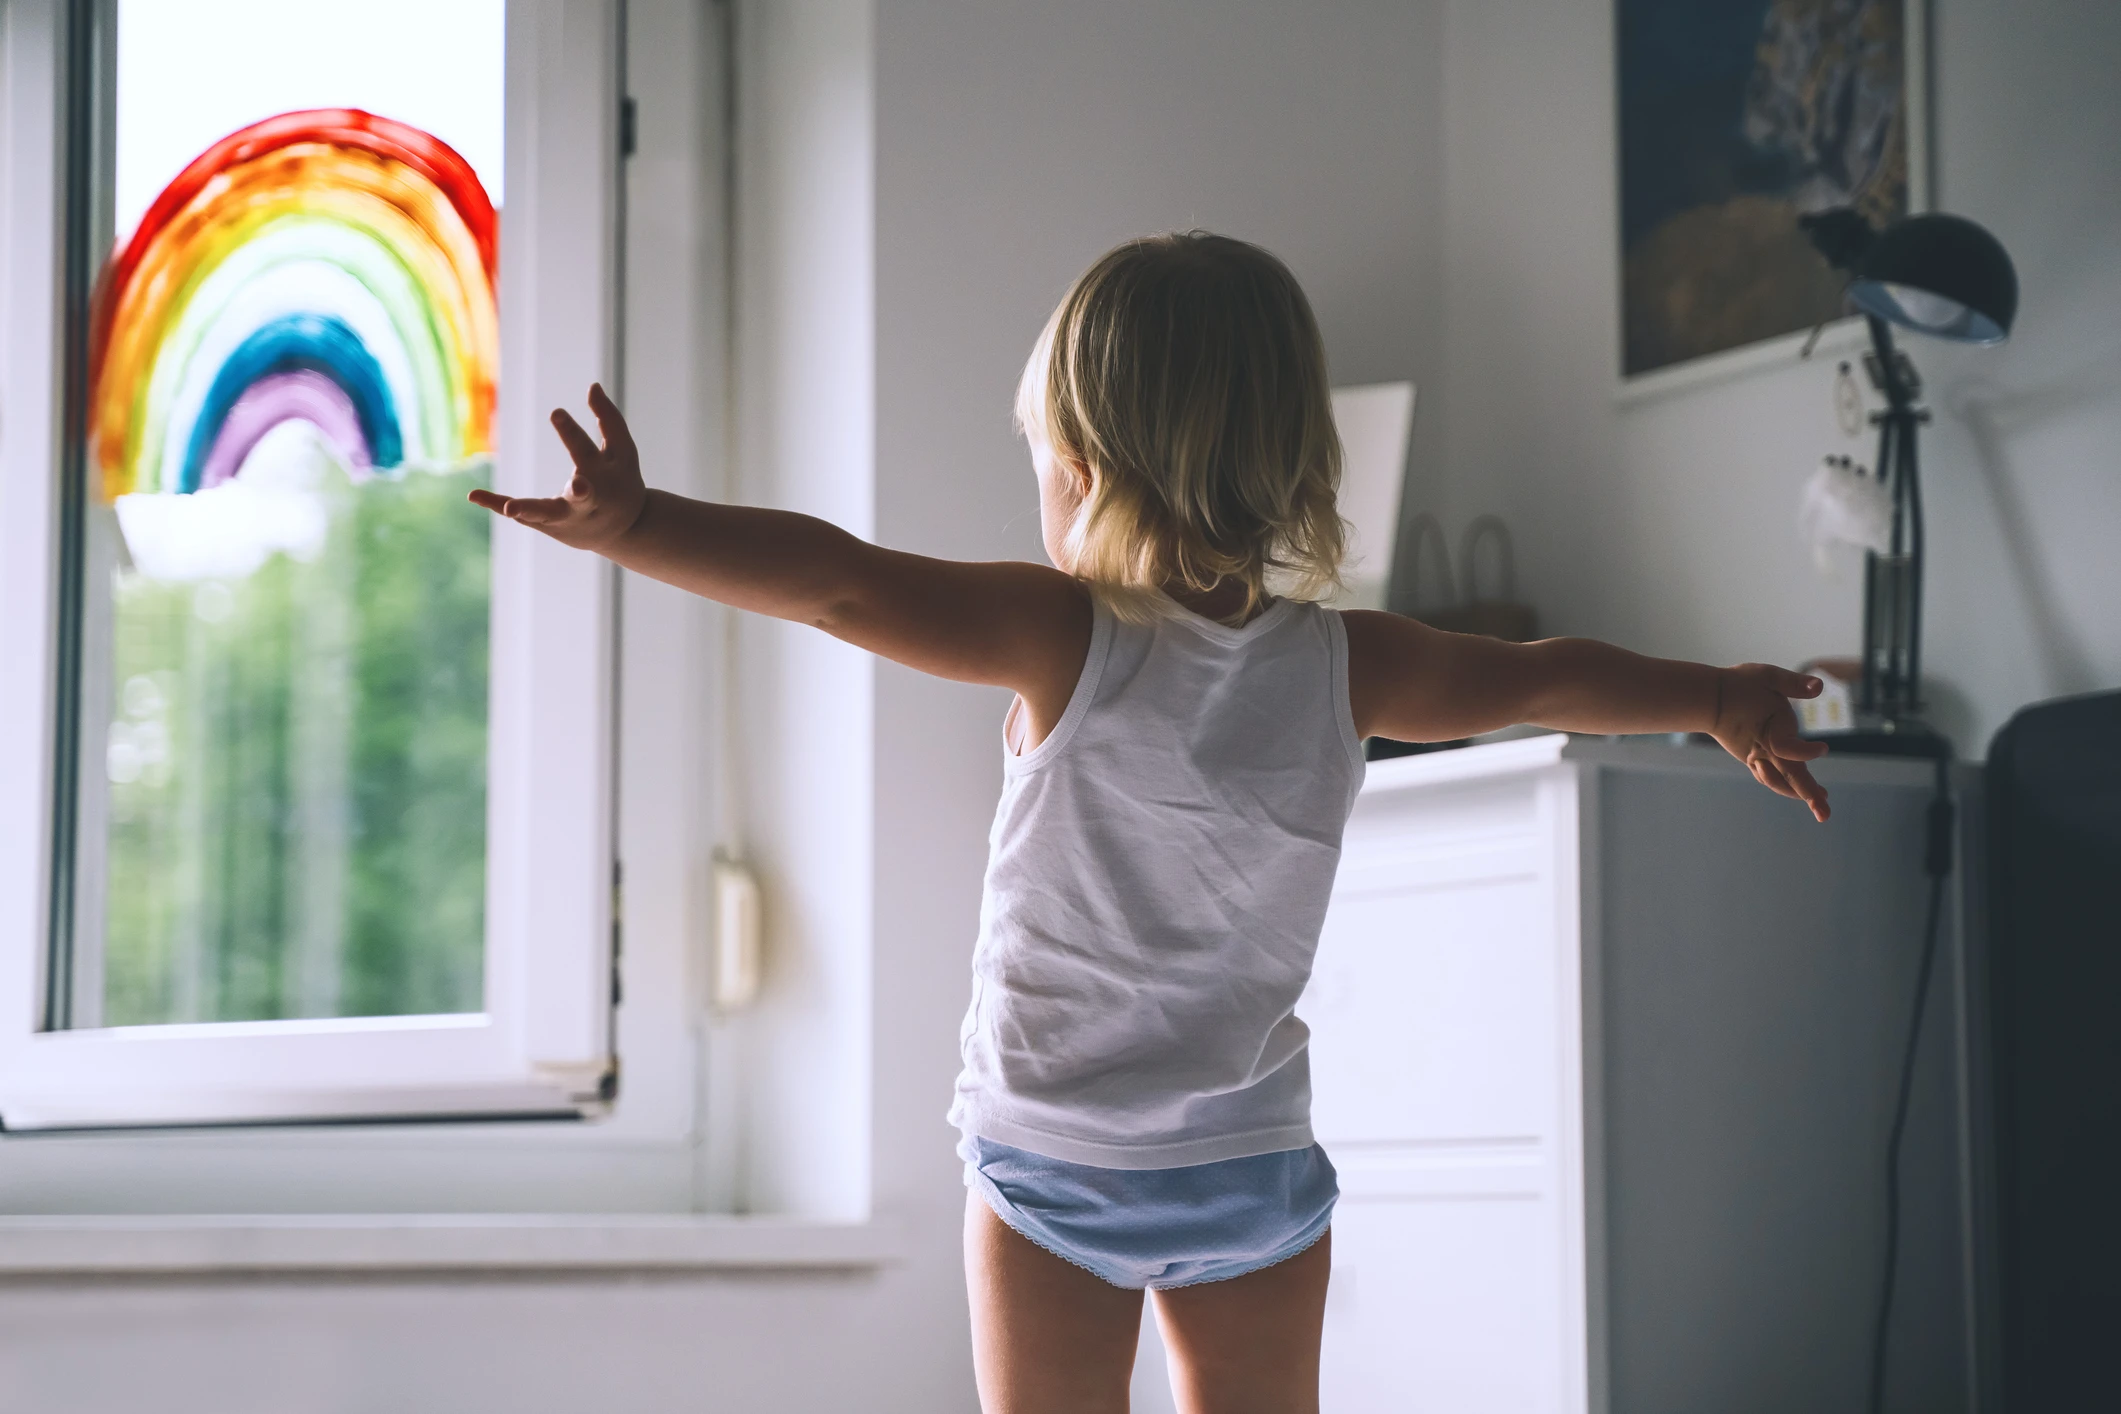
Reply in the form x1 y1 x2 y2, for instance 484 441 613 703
471 386 1091 720
1342 609 1831 821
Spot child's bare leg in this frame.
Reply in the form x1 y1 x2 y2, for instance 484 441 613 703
1149 1230 1331 1414
965 1192 1144 1413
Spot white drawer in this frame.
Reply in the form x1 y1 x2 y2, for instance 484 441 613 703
1303 843 1560 1146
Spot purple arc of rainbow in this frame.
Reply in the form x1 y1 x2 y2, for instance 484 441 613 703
196 370 375 492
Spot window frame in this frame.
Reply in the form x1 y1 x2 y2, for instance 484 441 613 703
0 0 624 1132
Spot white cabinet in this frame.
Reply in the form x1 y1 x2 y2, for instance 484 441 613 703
1304 734 1978 1414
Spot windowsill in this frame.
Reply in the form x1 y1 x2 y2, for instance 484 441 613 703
0 1213 903 1275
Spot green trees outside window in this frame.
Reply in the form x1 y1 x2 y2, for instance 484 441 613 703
100 464 489 1026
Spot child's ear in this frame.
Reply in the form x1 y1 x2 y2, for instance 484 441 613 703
1062 454 1093 498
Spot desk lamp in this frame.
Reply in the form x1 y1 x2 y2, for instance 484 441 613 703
1800 208 2020 754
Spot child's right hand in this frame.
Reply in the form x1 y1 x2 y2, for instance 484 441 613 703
1708 664 1832 822
468 382 648 553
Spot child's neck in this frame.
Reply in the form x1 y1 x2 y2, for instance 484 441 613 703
1165 578 1262 627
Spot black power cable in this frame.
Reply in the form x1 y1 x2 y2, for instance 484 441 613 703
1867 755 1957 1414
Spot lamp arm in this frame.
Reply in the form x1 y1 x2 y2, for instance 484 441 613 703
1865 315 1916 414
1858 312 1930 723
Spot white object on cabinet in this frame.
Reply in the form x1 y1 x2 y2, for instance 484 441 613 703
1327 382 1416 611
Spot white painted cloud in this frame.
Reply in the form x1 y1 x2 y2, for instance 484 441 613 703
114 422 335 581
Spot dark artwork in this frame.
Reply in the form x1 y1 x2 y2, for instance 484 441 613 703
1619 0 1910 378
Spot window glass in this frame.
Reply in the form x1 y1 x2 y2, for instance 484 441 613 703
69 1 506 1026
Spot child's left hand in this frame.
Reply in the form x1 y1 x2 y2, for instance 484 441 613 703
1709 665 1832 822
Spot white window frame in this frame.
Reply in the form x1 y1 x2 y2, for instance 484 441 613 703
0 0 622 1132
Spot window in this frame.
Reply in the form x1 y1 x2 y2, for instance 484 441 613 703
87 19 506 1031
1 0 623 1130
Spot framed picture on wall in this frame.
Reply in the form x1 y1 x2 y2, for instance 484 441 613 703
1615 0 1930 398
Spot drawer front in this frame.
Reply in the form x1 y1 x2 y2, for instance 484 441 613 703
1304 763 1587 1414
1321 1164 1566 1413
1303 852 1557 1145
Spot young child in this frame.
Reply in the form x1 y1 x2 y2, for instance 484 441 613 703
473 231 1829 1414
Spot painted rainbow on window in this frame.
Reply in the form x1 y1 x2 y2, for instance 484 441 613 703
90 109 499 500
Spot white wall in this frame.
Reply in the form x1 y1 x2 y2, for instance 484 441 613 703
1430 0 2121 756
726 0 877 1225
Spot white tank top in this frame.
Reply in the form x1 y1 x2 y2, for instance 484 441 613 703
949 593 1366 1168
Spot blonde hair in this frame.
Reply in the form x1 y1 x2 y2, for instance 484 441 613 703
1015 231 1344 624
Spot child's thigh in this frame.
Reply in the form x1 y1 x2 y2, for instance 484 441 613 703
1149 1230 1331 1414
963 1191 1145 1414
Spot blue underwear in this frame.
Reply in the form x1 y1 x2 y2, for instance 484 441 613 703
960 1133 1338 1290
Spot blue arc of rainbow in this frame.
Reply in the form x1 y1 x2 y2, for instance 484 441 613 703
178 314 400 493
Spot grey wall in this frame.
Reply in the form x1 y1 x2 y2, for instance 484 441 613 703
865 0 1447 1176
1430 0 2121 756
873 0 1445 588
867 7 1442 1409
1597 762 1973 1414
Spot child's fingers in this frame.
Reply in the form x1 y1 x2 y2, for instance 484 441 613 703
1767 716 1829 761
550 407 603 468
1751 746 1832 822
1768 666 1824 698
1782 759 1832 822
587 383 636 455
1749 752 1798 802
467 486 569 524
500 494 571 525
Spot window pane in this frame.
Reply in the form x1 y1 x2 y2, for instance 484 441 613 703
66 2 507 1027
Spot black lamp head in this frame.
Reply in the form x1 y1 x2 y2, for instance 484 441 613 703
1801 208 2020 345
